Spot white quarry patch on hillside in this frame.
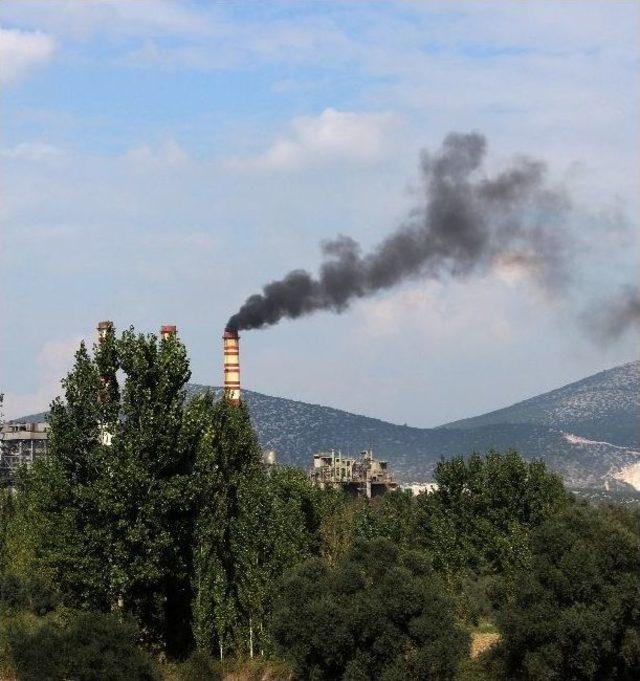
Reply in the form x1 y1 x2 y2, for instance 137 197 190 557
613 462 640 491
562 433 639 451
562 432 640 490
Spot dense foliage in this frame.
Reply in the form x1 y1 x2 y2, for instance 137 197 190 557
0 328 638 680
7 610 158 681
272 538 469 680
497 505 640 680
415 451 568 574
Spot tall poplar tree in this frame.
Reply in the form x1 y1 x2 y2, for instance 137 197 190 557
18 340 110 607
102 328 194 652
16 326 198 653
191 397 262 659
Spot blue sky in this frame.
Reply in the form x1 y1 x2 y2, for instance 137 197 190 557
1 0 638 425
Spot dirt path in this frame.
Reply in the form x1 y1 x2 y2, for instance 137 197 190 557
470 631 501 658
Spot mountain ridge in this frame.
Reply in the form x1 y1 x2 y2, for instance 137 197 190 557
10 361 640 490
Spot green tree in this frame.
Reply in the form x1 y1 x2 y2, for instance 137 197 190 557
354 489 417 546
15 341 110 608
234 466 325 657
497 504 640 680
14 326 198 653
6 610 158 681
191 397 263 659
271 538 470 680
102 328 195 653
415 450 568 574
0 489 14 575
317 489 359 567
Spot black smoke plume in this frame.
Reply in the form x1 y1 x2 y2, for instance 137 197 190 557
585 285 640 342
227 132 570 332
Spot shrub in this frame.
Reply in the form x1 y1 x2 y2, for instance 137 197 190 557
175 649 222 680
0 573 59 615
271 538 469 680
7 610 158 681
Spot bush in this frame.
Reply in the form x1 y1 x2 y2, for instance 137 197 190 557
0 573 59 615
176 650 222 681
271 538 469 680
6 610 158 681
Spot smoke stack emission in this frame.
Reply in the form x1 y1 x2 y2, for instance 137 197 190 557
586 285 640 342
223 328 241 405
226 132 569 332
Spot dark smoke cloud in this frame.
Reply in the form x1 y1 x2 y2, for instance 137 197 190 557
585 285 640 342
227 132 570 332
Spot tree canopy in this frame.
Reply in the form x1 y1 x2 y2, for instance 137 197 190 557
497 504 640 680
272 538 470 680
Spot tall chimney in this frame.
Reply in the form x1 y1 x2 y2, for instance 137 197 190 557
96 321 114 446
160 324 177 340
223 328 240 405
97 320 112 343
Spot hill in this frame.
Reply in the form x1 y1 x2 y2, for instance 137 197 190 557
440 361 639 448
11 362 640 490
186 361 640 490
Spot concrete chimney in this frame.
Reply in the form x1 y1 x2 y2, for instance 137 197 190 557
96 320 114 447
97 320 112 343
160 325 177 341
223 328 240 405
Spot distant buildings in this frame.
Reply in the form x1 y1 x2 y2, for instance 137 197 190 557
0 421 49 482
399 482 439 496
1 423 439 501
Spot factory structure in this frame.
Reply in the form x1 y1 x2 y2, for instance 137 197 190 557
2 321 425 499
309 449 399 498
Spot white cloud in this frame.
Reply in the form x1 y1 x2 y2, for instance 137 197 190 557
2 141 66 161
229 108 400 171
354 279 519 345
3 1 349 69
1 0 214 40
0 26 55 83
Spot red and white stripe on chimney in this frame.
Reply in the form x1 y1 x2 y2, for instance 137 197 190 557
223 329 240 405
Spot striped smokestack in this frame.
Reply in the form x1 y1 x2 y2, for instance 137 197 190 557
223 328 240 405
97 320 112 342
160 325 177 340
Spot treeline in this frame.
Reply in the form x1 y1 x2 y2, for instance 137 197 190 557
0 327 638 680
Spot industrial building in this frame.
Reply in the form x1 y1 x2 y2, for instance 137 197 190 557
0 421 49 482
309 449 398 498
1 325 406 501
